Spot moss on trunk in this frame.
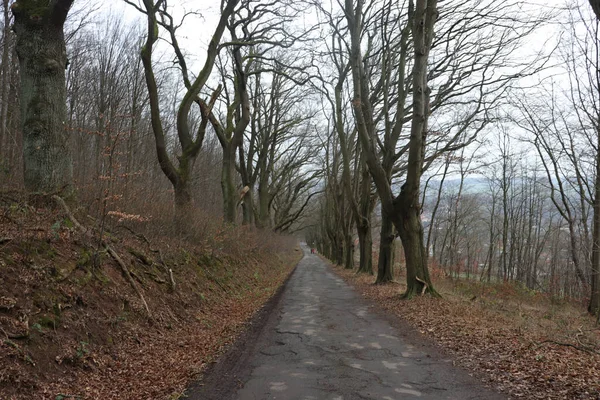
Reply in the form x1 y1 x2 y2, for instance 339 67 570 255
13 0 73 192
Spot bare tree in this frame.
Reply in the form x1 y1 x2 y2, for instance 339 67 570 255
125 0 238 219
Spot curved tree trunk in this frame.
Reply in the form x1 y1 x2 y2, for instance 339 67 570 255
390 0 439 298
13 0 74 193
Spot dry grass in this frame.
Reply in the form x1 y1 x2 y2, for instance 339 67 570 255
329 261 600 399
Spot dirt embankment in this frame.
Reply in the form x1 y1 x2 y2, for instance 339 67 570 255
0 193 301 399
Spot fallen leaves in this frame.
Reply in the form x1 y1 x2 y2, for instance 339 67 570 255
0 198 300 400
330 264 600 400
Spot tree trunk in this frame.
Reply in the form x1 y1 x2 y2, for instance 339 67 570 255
589 132 600 317
241 190 254 225
344 234 354 269
0 0 11 163
174 180 191 223
395 190 437 297
376 216 395 283
335 233 344 266
256 177 271 228
356 157 375 274
221 145 237 224
391 0 439 298
13 0 74 193
357 223 373 274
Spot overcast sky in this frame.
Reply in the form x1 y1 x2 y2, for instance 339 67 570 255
80 0 597 184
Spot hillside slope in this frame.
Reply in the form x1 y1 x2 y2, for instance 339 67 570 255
0 192 300 399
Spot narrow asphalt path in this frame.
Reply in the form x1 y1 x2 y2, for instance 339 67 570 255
190 246 505 400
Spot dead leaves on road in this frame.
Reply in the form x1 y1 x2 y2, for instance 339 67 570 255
331 265 600 400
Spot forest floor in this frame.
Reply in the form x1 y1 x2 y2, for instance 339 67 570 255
0 191 301 400
330 261 600 399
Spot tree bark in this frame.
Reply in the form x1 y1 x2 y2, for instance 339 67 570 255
590 0 600 20
13 0 74 192
256 174 271 228
589 130 600 317
221 145 237 224
376 216 395 283
344 234 354 269
0 0 11 163
392 0 439 298
357 221 373 274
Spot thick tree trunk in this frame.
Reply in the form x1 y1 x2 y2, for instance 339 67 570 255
356 223 373 274
356 158 375 274
376 217 395 283
322 237 331 260
256 177 271 228
241 190 254 225
174 180 192 226
395 191 437 297
13 0 73 192
391 0 439 298
0 0 11 162
344 234 354 269
333 230 343 266
221 145 237 224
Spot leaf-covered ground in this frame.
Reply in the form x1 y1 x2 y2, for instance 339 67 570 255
0 194 300 399
329 263 600 400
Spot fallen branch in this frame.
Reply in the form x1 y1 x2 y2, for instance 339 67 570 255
51 195 85 232
117 226 176 292
53 196 151 317
106 246 151 317
534 340 600 355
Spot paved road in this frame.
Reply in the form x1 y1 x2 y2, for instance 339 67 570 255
191 247 505 400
